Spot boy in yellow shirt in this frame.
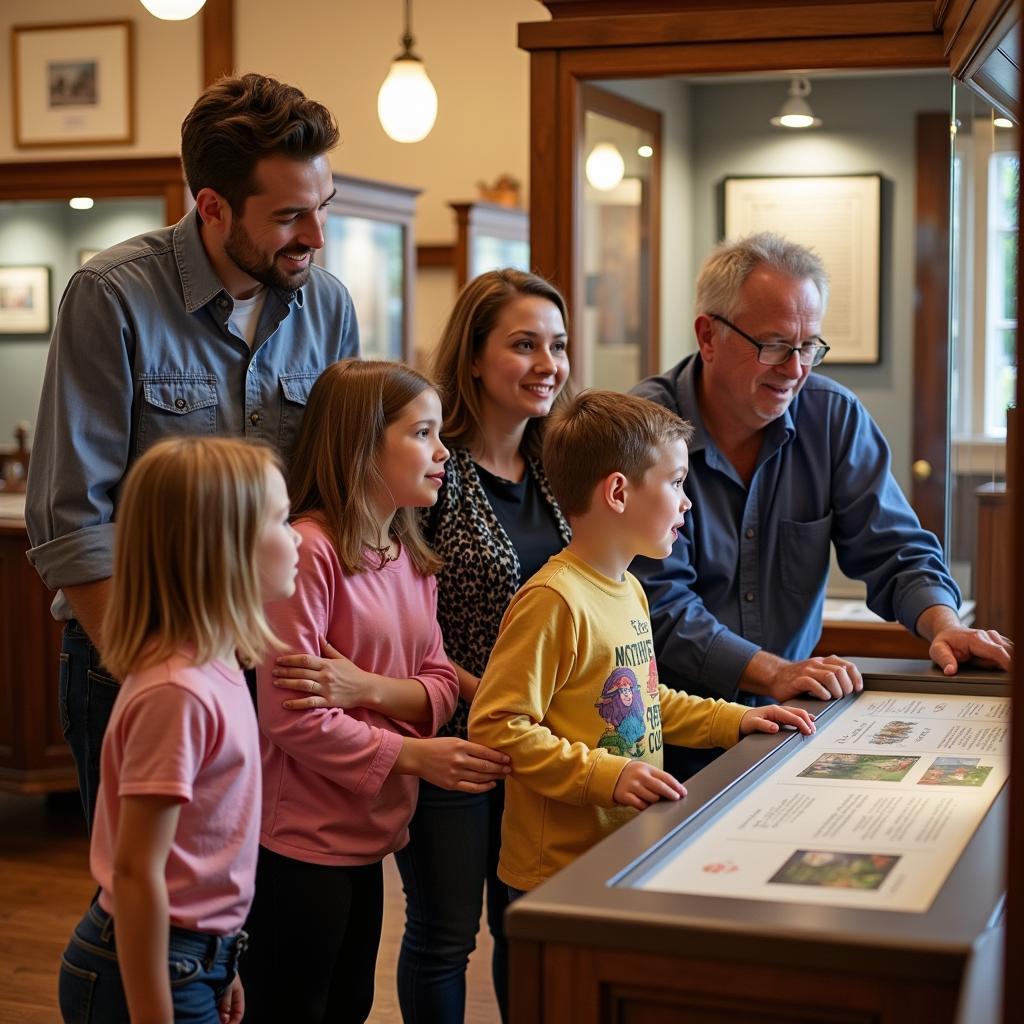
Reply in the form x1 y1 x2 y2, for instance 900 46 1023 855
468 390 815 892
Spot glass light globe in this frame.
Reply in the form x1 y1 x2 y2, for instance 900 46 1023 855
585 143 625 191
139 0 207 19
377 58 438 143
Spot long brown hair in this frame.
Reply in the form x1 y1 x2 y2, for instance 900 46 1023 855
100 437 281 678
430 268 572 459
289 359 442 576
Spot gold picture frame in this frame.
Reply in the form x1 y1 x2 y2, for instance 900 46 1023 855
11 20 134 149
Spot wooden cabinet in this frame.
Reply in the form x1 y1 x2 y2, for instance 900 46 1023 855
0 514 74 793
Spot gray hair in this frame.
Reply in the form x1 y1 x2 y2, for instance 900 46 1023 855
694 232 829 320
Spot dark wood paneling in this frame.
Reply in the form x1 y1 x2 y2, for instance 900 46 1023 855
912 111 951 540
416 243 455 268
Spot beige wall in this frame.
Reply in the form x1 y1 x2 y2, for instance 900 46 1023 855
1 1 545 358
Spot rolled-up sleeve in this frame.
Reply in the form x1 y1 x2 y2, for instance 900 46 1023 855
25 271 134 590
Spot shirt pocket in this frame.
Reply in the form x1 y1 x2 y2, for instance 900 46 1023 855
136 374 218 455
278 371 321 460
779 512 833 596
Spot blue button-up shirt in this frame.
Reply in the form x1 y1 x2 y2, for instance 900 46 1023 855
631 354 960 702
26 211 359 615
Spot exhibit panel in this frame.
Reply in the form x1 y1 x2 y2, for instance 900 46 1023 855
506 661 1008 1024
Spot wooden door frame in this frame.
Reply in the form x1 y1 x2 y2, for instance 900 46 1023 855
578 82 662 381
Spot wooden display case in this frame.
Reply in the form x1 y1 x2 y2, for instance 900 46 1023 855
507 660 1008 1024
317 173 420 362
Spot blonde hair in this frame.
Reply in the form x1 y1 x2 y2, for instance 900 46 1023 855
695 231 829 320
100 437 282 679
289 359 442 576
430 268 573 459
543 390 694 516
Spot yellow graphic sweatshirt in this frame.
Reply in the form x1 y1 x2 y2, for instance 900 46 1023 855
468 548 750 891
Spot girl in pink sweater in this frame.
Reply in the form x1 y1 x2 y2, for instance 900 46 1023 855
58 437 302 1024
241 360 510 1024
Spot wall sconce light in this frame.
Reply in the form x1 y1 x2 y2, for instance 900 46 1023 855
770 77 822 129
377 0 438 144
993 114 1015 129
585 143 625 191
637 145 654 158
69 197 94 211
138 0 207 19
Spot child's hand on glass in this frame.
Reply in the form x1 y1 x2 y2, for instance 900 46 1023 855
273 637 368 709
612 760 686 810
740 704 816 736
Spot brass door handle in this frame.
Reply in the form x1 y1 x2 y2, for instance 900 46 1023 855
912 459 932 482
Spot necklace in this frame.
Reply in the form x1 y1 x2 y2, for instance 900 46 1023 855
369 535 399 569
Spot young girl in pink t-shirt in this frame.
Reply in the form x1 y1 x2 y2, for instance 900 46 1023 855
58 437 301 1024
240 360 510 1024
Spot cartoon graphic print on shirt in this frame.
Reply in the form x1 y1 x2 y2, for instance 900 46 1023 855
595 667 647 757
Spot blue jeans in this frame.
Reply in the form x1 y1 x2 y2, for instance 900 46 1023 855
394 781 508 1024
58 620 120 830
58 902 246 1023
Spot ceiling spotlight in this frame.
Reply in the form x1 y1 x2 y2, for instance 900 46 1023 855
637 144 653 158
69 197 94 210
585 143 625 191
770 77 822 130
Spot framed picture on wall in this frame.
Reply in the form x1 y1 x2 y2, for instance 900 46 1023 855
0 266 51 335
10 21 134 148
723 174 882 364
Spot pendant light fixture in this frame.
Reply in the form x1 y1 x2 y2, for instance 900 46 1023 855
770 77 822 129
585 143 625 191
377 0 438 144
138 0 207 19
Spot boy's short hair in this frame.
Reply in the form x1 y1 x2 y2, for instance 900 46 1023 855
543 390 694 516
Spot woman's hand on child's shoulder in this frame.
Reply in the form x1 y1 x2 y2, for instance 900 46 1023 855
395 737 512 792
612 761 686 810
739 704 816 737
273 638 368 710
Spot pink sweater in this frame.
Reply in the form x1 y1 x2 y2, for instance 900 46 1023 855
92 654 260 935
257 518 458 866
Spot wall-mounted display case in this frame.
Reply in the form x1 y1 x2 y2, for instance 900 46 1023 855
318 174 419 362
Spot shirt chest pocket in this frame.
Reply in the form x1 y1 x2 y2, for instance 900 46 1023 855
136 375 218 455
278 371 321 460
779 513 833 596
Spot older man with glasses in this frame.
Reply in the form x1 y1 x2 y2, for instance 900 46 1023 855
631 232 1012 781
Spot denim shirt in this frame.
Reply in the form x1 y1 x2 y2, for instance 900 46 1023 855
630 355 959 702
26 210 359 614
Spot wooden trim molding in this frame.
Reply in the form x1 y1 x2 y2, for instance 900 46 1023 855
520 2 938 50
201 0 235 86
416 243 456 268
0 157 187 223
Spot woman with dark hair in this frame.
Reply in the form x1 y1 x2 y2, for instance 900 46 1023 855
395 269 573 1023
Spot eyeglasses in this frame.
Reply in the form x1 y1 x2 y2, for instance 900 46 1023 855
709 314 830 367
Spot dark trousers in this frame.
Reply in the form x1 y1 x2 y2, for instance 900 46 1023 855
394 781 509 1024
240 846 384 1024
59 620 119 830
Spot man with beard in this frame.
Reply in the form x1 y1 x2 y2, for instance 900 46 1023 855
631 232 1012 781
25 74 359 825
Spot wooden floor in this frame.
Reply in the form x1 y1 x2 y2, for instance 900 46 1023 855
0 792 500 1023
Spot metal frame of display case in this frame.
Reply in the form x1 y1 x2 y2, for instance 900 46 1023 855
507 659 1009 1024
